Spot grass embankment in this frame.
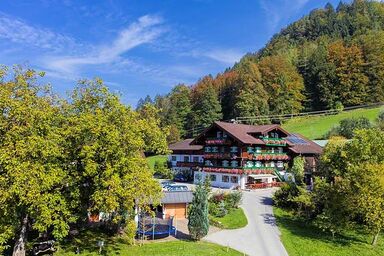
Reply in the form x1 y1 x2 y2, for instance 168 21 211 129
210 208 248 229
274 207 384 256
146 155 167 170
282 107 383 139
55 230 242 256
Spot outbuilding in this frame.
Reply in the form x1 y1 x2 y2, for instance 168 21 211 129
160 191 193 219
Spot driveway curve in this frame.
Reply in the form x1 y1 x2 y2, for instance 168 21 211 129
204 189 288 256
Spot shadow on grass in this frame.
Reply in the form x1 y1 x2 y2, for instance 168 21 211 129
59 228 122 255
274 208 368 247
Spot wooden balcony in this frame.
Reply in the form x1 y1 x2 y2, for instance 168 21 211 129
205 137 231 145
246 182 284 189
202 166 276 175
261 137 287 146
175 162 202 167
203 153 237 159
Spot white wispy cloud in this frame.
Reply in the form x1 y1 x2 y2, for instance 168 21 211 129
0 12 76 52
202 49 244 64
44 15 165 74
259 0 310 32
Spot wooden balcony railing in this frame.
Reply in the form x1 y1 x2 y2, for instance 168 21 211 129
246 182 284 189
205 137 231 145
261 137 287 146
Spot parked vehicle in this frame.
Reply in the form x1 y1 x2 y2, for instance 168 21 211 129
166 185 189 192
173 174 187 182
161 181 175 188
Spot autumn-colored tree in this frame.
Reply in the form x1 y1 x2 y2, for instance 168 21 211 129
259 55 305 115
234 60 269 122
164 84 192 138
326 41 368 106
358 31 384 102
190 77 222 134
214 71 239 120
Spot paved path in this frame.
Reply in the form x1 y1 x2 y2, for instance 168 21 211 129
204 189 288 256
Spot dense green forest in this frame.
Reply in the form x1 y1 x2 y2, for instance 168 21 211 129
137 0 384 142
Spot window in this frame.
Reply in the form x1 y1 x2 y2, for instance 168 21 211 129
231 160 238 167
220 146 225 153
246 161 253 168
278 147 283 153
247 147 254 153
171 156 177 161
255 161 262 167
205 146 212 153
255 147 262 153
212 146 219 153
184 156 190 162
222 175 229 183
210 174 216 181
230 146 238 153
270 161 275 167
222 132 227 138
277 161 284 168
271 147 275 154
193 156 199 162
222 160 229 167
231 176 238 183
217 131 222 138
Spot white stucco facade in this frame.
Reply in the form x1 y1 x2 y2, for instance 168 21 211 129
194 171 247 189
168 154 203 172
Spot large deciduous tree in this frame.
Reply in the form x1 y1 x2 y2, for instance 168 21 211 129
0 67 74 256
0 68 168 255
319 129 384 245
234 60 269 122
259 55 305 115
61 79 167 227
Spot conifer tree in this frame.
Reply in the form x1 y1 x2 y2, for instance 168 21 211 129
188 182 209 240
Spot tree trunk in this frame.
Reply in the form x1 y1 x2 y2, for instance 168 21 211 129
12 214 28 256
372 230 380 246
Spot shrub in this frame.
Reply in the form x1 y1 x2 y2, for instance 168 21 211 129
216 201 228 218
122 220 137 245
377 110 384 123
333 101 344 113
154 160 173 179
224 191 242 209
273 183 300 209
208 202 220 216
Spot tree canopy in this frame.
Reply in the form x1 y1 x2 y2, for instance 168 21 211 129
0 67 168 255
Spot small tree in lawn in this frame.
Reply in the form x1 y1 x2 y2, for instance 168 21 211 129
290 156 305 186
188 182 209 240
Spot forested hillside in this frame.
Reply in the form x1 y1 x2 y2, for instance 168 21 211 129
137 0 384 142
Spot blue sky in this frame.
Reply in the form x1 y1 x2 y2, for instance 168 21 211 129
0 0 343 106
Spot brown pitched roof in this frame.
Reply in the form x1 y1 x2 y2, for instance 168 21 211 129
213 121 290 144
169 139 203 151
287 133 323 155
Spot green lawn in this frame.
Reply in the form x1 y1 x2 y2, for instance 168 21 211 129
56 236 241 256
274 207 384 256
282 107 383 139
210 208 248 229
146 155 167 170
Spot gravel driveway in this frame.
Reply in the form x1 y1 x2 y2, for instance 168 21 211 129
204 189 288 256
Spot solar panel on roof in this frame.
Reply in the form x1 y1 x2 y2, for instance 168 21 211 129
287 135 309 145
